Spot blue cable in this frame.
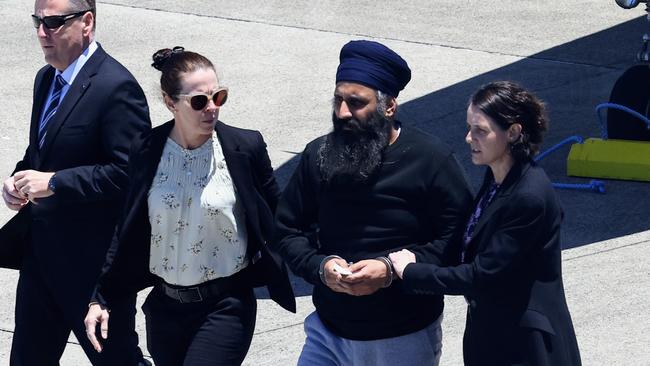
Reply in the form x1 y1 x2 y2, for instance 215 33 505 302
534 135 584 162
552 180 606 194
595 102 650 139
535 135 606 193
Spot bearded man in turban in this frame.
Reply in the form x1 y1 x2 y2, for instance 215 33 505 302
272 40 472 365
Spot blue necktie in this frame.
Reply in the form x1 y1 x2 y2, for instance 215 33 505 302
38 74 67 148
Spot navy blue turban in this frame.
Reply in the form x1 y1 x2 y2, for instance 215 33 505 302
336 40 411 97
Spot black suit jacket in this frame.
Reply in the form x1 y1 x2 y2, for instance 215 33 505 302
403 161 581 366
93 120 296 313
0 44 151 307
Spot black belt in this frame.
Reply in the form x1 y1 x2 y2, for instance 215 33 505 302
158 271 243 303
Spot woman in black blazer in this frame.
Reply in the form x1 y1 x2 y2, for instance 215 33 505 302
84 47 295 366
390 81 581 365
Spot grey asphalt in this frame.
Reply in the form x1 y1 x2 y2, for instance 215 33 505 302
1 1 649 365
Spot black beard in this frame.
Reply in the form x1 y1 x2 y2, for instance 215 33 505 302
317 110 393 187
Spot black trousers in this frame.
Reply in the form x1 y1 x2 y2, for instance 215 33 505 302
10 255 146 366
143 283 257 366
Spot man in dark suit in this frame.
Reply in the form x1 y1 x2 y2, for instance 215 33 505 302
1 0 151 364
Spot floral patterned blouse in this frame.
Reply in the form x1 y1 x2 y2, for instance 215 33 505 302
147 132 248 286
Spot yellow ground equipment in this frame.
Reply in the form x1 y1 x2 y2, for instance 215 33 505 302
551 2 650 189
567 138 650 182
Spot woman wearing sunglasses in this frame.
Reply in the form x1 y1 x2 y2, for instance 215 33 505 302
84 47 295 366
389 82 581 365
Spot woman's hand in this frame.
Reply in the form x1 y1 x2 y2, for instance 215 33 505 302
84 303 110 353
389 249 416 279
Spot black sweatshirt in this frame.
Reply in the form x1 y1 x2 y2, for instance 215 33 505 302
273 126 472 340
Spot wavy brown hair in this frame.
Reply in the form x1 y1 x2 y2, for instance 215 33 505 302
151 47 215 101
470 81 549 161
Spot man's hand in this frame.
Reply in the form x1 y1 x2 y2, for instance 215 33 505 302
338 259 389 296
13 170 55 203
389 249 416 279
322 257 353 294
84 303 110 353
2 176 28 210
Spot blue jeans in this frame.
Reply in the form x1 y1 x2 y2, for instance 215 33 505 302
298 311 443 366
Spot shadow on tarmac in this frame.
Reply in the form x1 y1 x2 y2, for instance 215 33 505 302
262 16 650 298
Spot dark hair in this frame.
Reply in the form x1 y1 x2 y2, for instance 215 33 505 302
68 0 96 30
151 47 216 101
470 81 548 161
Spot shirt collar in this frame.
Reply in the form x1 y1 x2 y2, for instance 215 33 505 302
55 40 98 85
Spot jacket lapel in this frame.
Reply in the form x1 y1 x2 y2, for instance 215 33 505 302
38 46 108 161
466 162 531 253
124 121 174 227
215 122 261 237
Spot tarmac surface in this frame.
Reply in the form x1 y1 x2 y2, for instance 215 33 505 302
1 1 649 365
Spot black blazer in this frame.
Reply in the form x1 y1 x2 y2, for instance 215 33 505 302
0 45 150 305
403 161 581 366
93 120 296 313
